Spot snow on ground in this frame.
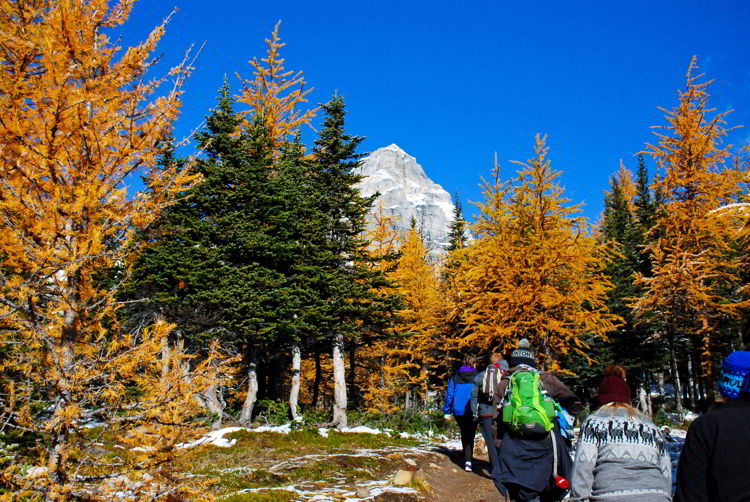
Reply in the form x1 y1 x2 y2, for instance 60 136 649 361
178 426 246 449
227 478 418 501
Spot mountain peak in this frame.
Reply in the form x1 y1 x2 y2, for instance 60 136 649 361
356 145 454 255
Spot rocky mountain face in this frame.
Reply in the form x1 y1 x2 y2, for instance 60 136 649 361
355 144 454 255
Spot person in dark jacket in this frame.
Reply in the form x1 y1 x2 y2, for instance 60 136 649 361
674 350 750 502
471 352 509 478
492 339 583 502
444 355 478 471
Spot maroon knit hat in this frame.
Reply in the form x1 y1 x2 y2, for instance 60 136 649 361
597 375 631 407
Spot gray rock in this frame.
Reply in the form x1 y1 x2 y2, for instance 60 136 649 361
356 144 456 257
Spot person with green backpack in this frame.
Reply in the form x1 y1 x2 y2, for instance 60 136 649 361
491 339 583 502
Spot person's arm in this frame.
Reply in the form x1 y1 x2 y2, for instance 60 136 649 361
674 418 710 502
542 372 583 414
569 417 597 501
492 375 510 418
471 373 481 417
443 377 455 416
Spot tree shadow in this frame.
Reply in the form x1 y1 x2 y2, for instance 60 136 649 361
431 445 493 480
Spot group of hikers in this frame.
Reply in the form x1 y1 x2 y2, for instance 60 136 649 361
443 339 750 502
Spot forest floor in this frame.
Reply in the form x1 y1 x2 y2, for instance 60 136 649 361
178 425 501 502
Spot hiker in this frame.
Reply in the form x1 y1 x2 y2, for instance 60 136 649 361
674 350 750 502
492 339 583 502
444 354 478 471
471 351 509 477
570 364 671 502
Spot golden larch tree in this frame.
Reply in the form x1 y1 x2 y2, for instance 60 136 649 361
236 21 317 151
632 58 746 405
381 226 446 408
456 135 618 372
0 2 230 500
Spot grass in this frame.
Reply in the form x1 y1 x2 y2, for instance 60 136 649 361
179 429 424 497
222 490 295 502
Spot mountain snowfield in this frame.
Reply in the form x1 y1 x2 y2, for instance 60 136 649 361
355 144 455 254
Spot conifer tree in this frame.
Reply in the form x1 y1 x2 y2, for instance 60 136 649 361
125 83 319 425
0 3 228 499
237 21 317 152
633 58 746 412
456 135 618 371
309 96 382 428
447 193 467 252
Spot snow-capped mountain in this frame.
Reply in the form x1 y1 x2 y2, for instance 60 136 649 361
355 144 455 255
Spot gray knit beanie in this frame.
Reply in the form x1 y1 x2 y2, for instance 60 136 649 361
509 338 535 368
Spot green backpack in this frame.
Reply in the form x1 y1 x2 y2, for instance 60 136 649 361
501 369 557 436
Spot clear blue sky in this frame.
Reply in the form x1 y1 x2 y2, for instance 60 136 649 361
118 0 750 222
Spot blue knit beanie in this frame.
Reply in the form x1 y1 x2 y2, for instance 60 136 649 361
719 351 750 399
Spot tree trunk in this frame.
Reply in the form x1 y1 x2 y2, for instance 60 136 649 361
638 382 650 417
312 351 322 408
657 372 665 397
669 337 684 418
201 383 225 430
405 389 411 410
348 346 357 408
687 354 696 410
332 333 347 429
240 347 259 425
289 344 301 420
161 335 171 380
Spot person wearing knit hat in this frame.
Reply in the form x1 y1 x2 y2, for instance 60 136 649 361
491 339 583 501
509 338 535 368
675 351 750 502
571 365 672 502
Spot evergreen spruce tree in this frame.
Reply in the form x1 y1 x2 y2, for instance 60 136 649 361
123 82 314 425
309 96 392 427
447 192 467 252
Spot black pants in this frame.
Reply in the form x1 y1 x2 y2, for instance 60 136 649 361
480 415 501 476
506 483 557 502
455 414 477 466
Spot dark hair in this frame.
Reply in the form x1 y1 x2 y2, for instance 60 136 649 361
604 364 627 380
464 355 477 368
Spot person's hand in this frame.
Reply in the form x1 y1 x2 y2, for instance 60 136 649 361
473 413 479 421
443 414 453 421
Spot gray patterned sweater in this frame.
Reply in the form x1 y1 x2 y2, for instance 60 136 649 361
570 405 672 502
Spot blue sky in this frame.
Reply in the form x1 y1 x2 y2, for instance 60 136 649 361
118 0 750 222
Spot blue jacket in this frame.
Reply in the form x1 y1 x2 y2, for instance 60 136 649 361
444 369 478 416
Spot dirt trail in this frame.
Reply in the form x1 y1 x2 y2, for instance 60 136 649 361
420 448 500 502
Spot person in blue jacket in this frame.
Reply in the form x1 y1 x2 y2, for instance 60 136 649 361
444 355 479 471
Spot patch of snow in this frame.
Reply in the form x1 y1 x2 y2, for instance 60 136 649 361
131 446 154 452
253 423 292 434
178 426 246 449
340 426 384 435
318 427 329 438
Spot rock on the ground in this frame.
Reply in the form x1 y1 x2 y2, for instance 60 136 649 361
474 437 488 456
355 486 372 498
392 469 414 486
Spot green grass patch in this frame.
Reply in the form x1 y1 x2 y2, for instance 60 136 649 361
222 489 295 502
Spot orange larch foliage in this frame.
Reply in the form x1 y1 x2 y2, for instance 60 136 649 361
618 160 637 214
632 57 747 376
236 21 317 152
455 135 618 372
371 226 446 410
0 2 231 500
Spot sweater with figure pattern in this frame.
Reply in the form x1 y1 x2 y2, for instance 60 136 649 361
570 405 672 502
